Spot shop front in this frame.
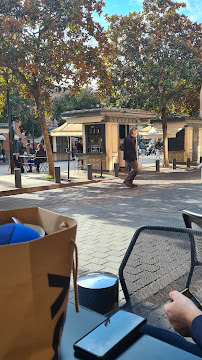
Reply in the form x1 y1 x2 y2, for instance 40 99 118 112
50 122 82 160
61 108 156 171
140 118 202 164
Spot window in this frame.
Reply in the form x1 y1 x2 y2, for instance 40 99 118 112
119 125 126 139
56 137 68 152
85 124 106 153
168 129 184 151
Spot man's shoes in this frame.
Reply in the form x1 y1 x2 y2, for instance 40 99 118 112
27 169 32 173
123 181 137 188
36 168 40 172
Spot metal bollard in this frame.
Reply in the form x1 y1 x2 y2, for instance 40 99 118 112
99 152 104 178
15 168 22 188
87 164 92 180
187 158 190 168
172 158 176 170
156 159 160 172
54 166 60 184
114 163 119 177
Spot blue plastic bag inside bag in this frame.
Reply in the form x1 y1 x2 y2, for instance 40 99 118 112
0 223 40 245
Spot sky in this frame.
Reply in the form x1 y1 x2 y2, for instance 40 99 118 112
94 0 202 28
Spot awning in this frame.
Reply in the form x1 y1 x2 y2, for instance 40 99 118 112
50 123 83 137
0 135 6 140
139 121 186 139
61 108 157 125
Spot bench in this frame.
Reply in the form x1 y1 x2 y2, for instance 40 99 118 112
23 157 48 173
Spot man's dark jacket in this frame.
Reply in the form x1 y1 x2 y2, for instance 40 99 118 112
191 315 202 349
124 134 137 162
16 141 24 155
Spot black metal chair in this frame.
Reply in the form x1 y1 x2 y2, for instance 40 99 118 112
119 225 202 332
182 209 202 230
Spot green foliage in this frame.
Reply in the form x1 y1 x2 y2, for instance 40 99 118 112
0 0 112 175
52 89 101 125
106 0 201 117
0 91 42 136
45 174 53 180
0 0 111 105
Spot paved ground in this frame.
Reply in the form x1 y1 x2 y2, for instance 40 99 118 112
0 159 202 308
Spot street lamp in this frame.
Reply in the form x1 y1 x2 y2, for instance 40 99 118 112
7 82 14 174
32 113 35 151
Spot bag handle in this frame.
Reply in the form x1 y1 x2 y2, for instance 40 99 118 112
72 241 79 313
59 222 79 313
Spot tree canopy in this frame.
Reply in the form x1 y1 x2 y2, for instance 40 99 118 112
0 90 42 137
52 89 101 125
0 0 112 175
106 0 202 166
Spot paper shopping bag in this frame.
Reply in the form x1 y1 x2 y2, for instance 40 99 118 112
0 207 77 360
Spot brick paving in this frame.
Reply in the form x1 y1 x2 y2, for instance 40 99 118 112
0 163 202 310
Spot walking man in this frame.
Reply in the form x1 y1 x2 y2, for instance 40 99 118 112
123 126 138 188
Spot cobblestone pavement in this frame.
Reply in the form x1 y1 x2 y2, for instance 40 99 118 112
0 166 202 306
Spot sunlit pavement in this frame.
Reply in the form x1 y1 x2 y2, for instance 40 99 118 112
0 157 201 304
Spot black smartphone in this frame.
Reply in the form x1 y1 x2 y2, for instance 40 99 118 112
73 310 146 360
180 288 202 310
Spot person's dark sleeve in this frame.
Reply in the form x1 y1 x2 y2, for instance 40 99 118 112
124 137 136 162
190 315 202 348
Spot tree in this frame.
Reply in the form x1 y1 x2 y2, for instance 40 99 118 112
52 89 101 125
106 0 201 166
0 0 111 175
0 90 42 137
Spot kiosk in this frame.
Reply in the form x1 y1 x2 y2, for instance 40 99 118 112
61 108 156 171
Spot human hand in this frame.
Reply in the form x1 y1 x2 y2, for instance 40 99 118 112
164 290 202 337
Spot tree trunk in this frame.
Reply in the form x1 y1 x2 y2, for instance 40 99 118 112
162 106 169 167
35 96 55 177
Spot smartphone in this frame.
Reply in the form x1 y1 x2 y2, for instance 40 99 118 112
73 310 146 360
180 288 202 310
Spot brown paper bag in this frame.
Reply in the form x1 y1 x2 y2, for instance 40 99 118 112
0 207 77 360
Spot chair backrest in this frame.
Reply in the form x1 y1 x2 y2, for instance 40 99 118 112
119 225 202 331
182 209 202 230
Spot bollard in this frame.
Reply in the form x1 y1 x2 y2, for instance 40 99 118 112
15 168 22 188
99 152 104 178
114 163 119 177
172 158 176 170
87 164 92 180
156 159 160 172
197 162 202 180
187 157 190 168
54 166 60 184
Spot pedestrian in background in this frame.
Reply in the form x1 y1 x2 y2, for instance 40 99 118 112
16 137 24 172
155 139 161 159
139 142 146 157
28 143 46 173
16 137 24 155
26 140 31 156
76 137 83 153
123 126 138 188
